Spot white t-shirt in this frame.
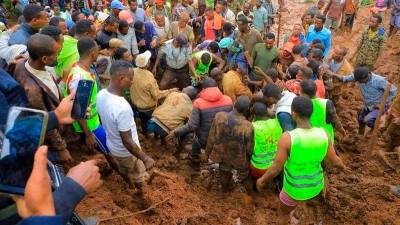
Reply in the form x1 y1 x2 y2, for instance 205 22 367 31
96 89 141 157
276 90 296 115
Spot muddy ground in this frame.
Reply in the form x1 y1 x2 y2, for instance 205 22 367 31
74 1 400 225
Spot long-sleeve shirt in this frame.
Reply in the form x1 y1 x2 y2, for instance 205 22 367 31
117 27 139 56
305 25 332 57
205 111 254 168
135 22 158 57
343 73 397 109
221 70 252 102
130 68 171 111
152 92 193 131
0 30 27 65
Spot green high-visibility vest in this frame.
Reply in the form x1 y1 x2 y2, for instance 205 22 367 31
251 119 283 170
310 98 335 143
193 50 212 76
64 64 100 132
283 128 328 201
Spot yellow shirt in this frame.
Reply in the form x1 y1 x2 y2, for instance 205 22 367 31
152 92 193 130
221 70 252 102
130 68 170 111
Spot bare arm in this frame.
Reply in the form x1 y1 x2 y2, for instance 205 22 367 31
324 135 346 170
253 66 274 84
189 58 199 79
213 54 226 71
120 130 148 161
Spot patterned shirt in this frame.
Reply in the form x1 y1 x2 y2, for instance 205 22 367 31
355 27 386 68
205 111 254 169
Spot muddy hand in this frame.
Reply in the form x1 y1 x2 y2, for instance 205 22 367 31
256 178 265 192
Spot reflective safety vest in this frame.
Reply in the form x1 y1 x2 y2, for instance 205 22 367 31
193 50 212 76
310 98 335 143
283 128 328 201
64 64 100 132
251 119 283 170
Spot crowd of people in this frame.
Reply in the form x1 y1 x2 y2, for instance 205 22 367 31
0 0 399 224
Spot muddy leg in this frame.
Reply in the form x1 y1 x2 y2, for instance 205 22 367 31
278 202 296 225
219 164 233 193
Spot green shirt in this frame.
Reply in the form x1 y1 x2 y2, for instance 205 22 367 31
252 43 279 74
55 35 79 77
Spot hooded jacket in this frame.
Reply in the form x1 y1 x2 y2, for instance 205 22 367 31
175 87 233 146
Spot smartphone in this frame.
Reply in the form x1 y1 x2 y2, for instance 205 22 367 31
71 79 94 120
0 107 48 195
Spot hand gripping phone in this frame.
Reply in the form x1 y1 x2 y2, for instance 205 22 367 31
0 107 48 195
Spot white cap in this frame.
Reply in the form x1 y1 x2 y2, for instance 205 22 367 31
135 51 152 68
97 12 110 23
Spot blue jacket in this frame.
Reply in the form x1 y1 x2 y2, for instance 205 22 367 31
0 69 28 125
8 23 38 46
135 22 158 58
305 25 332 57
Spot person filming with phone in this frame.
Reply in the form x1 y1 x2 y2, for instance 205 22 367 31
0 90 103 225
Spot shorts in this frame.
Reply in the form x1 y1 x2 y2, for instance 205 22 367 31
249 163 267 179
279 189 300 207
358 107 388 128
92 125 110 155
344 13 356 28
325 17 340 30
114 155 148 184
147 119 169 138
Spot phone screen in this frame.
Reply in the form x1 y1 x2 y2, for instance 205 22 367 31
71 80 94 119
0 107 47 195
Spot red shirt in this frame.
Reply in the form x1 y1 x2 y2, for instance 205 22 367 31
285 79 326 98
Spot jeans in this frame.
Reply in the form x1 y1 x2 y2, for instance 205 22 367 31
147 119 168 138
138 110 154 134
190 137 203 163
277 112 296 132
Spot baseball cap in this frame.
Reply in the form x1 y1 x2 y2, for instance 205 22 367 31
135 50 152 68
111 0 125 10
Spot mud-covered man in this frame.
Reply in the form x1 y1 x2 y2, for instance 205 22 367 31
204 95 254 192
